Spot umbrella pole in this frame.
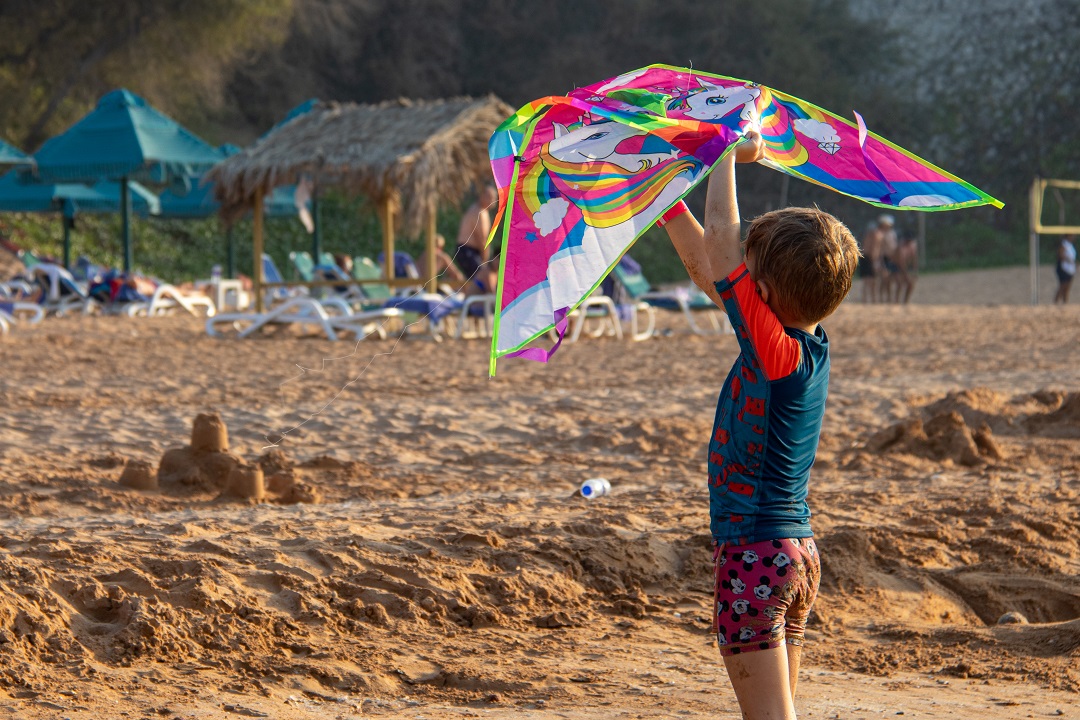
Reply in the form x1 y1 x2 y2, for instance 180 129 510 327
121 176 133 273
254 190 265 312
312 193 322 263
62 215 73 270
225 224 236 279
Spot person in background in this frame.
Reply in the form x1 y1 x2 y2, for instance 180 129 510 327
892 235 918 304
876 214 898 302
417 233 465 287
455 185 498 294
1054 235 1076 304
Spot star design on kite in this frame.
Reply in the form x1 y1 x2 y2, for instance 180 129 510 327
525 232 537 243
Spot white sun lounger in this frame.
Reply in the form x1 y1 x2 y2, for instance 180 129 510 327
454 294 497 339
124 284 217 318
206 296 402 341
0 278 35 299
0 301 45 326
28 264 95 316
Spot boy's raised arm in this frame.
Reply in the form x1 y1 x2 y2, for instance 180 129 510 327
661 133 764 307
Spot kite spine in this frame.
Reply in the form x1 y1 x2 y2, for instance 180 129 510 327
489 109 545 377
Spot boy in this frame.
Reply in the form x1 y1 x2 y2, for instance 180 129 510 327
657 133 860 720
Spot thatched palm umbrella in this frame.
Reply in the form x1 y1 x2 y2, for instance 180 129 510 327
206 95 513 310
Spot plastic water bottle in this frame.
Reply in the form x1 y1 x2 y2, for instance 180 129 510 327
210 264 222 283
580 478 611 499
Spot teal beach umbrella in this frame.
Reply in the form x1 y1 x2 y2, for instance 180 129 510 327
0 139 31 170
29 89 222 272
0 171 158 268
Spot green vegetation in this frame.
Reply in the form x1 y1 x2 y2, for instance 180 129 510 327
1 0 1077 283
0 193 465 283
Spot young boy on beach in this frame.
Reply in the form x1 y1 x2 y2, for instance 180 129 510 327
658 132 860 719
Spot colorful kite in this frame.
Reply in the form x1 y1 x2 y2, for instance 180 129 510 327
486 64 1001 374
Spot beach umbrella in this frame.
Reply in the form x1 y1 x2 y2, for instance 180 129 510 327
148 180 298 278
29 89 222 272
0 139 31 170
262 99 319 139
0 171 159 268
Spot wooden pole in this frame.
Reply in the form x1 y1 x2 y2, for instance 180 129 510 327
424 203 438 293
253 190 265 312
1029 177 1043 306
381 197 395 283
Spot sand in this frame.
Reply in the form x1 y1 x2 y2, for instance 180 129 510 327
0 266 1078 719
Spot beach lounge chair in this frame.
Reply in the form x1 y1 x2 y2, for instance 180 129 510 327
560 292 624 344
29 264 95 316
0 301 45 326
0 278 35 299
454 294 497 339
123 284 216 318
613 262 732 337
376 251 421 280
206 296 401 341
350 256 395 304
289 250 317 282
291 251 366 304
351 256 463 340
263 253 308 306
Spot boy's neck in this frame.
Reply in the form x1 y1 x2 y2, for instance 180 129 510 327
783 321 819 335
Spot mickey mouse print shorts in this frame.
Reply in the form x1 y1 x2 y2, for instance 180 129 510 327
712 537 821 656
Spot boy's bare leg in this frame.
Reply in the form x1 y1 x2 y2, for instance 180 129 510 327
723 646 797 720
785 643 802 698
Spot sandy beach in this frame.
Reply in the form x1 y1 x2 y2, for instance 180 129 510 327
1 266 1078 719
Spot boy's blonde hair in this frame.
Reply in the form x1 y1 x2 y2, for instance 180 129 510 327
743 207 860 324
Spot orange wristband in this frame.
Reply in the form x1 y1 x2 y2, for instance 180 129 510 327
657 200 689 226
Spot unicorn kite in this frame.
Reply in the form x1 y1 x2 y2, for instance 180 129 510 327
485 64 1001 374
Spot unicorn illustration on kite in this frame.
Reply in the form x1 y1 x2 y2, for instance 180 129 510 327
484 64 1001 373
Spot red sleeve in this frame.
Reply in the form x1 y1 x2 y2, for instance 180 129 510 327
715 263 801 381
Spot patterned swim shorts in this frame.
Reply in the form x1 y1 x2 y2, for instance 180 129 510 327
713 537 821 656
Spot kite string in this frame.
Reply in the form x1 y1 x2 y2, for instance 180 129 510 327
264 202 499 448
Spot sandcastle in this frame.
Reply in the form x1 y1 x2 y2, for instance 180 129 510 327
226 463 265 500
118 460 157 490
115 413 320 504
157 413 242 491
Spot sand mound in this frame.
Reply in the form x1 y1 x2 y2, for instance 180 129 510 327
921 387 1020 434
1026 392 1080 438
868 411 1003 466
864 386 1080 465
0 497 709 696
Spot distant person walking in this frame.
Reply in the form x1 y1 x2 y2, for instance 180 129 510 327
877 215 898 301
1054 235 1076 304
892 235 918 303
